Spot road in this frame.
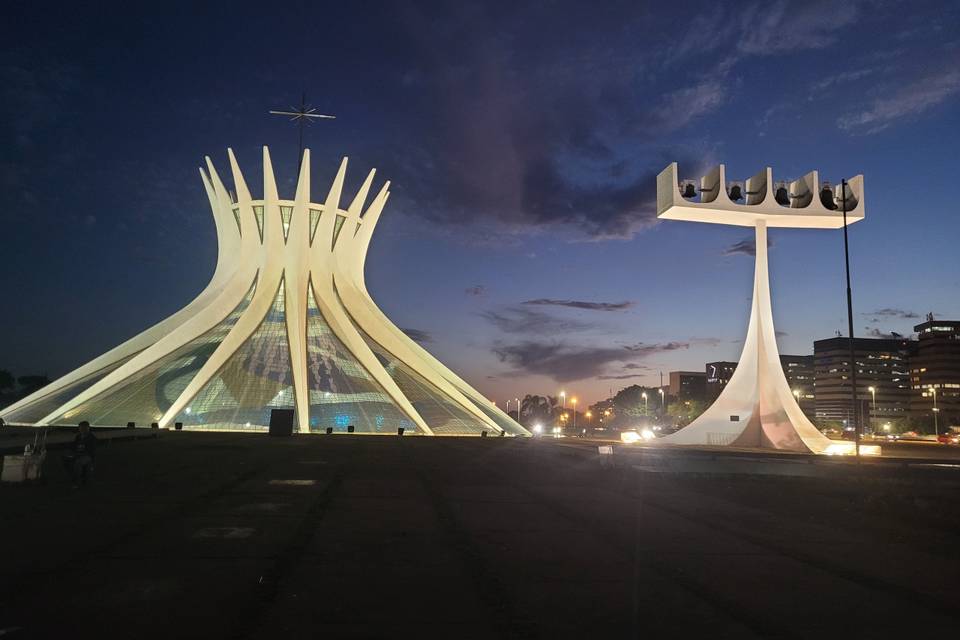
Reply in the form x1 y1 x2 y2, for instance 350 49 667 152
1 433 959 638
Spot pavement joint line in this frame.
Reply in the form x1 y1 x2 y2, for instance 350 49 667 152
227 465 347 639
492 447 795 640
0 464 266 603
416 469 539 640
612 468 960 622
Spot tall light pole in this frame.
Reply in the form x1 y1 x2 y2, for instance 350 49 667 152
571 398 578 430
868 386 876 432
514 397 521 422
930 386 939 436
642 392 648 415
839 178 860 458
658 388 665 411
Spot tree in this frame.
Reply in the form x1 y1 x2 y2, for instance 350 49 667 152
667 398 707 427
0 369 14 393
16 375 50 395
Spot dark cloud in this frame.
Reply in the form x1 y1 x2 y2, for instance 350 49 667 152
386 4 717 240
493 340 688 382
464 285 487 296
722 234 773 257
862 308 920 320
598 373 647 380
522 298 634 311
480 308 595 335
400 328 433 343
864 327 907 339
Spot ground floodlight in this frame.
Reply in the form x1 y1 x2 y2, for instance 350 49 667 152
127 422 136 429
347 425 355 433
175 422 183 431
326 427 333 434
397 427 405 436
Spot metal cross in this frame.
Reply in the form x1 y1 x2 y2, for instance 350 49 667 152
269 92 335 163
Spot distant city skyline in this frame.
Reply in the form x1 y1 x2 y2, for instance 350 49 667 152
2 1 959 406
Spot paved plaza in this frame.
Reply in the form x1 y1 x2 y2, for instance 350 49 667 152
2 431 959 638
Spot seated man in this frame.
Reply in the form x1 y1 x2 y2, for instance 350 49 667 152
62 421 97 487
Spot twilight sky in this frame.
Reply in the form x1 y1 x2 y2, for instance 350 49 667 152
2 0 959 406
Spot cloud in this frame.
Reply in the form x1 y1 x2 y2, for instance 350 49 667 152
839 69 960 133
647 80 727 133
736 1 859 56
598 373 647 380
383 4 720 241
493 340 688 383
722 234 773 257
480 307 595 334
522 298 634 312
400 328 433 343
864 327 907 339
464 285 487 296
862 308 920 320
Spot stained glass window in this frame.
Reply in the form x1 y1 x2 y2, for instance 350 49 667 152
354 324 490 435
332 214 346 249
49 277 258 427
280 205 293 240
2 352 139 425
305 283 416 433
174 279 294 431
253 205 265 241
309 209 321 244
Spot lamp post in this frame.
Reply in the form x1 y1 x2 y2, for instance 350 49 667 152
571 398 578 430
868 386 876 432
642 392 648 415
930 386 939 436
514 397 520 422
658 388 665 413
838 178 860 458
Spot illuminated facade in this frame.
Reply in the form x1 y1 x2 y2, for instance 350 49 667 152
1 148 528 436
656 163 865 453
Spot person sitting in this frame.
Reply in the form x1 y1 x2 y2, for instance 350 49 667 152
62 421 97 487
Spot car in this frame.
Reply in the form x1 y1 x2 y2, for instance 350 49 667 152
936 432 960 445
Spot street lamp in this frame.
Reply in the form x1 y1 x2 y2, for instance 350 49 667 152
868 386 876 431
930 386 939 436
571 397 578 430
514 397 520 422
642 392 648 415
658 388 665 412
560 390 566 413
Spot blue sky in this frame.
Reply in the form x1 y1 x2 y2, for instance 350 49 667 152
2 0 958 405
